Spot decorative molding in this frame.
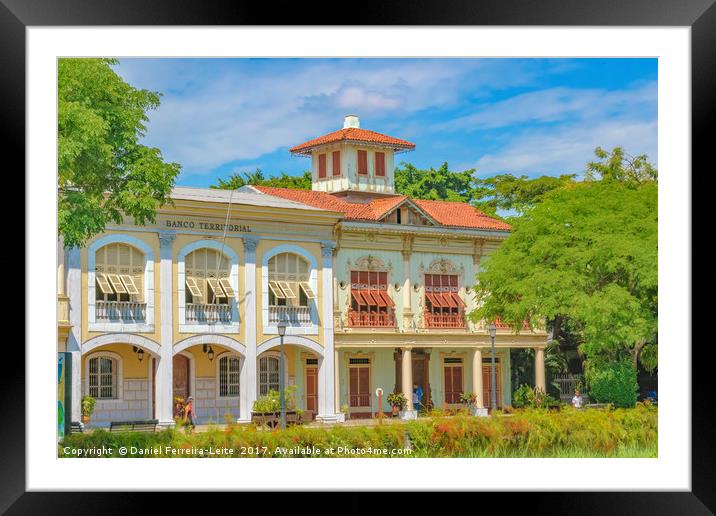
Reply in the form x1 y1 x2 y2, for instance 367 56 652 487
320 240 336 258
158 230 176 248
81 333 161 358
174 334 247 357
243 236 259 252
353 254 391 271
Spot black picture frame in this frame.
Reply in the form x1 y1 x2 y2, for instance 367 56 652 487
3 0 709 513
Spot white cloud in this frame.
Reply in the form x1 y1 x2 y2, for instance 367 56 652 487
114 58 552 175
472 118 658 176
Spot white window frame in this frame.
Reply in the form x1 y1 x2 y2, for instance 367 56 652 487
177 240 240 334
261 244 319 335
87 234 155 332
216 352 242 399
84 351 124 402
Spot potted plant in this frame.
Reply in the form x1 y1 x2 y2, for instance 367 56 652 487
337 404 349 423
387 392 407 417
457 391 485 417
81 395 96 426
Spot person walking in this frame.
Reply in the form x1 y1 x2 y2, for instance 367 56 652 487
412 383 423 413
184 396 196 431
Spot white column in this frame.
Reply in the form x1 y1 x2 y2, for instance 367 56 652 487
155 231 175 427
239 236 259 422
317 241 337 421
472 348 484 408
400 347 416 419
401 249 412 331
66 246 82 423
535 348 546 392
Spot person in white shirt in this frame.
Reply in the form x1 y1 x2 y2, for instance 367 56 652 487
572 389 584 409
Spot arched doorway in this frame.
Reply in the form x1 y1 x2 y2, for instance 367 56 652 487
173 354 190 405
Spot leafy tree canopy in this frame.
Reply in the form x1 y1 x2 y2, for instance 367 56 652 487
212 169 313 191
471 175 657 371
58 58 180 248
394 162 477 203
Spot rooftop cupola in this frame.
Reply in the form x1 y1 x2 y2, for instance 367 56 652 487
290 116 415 196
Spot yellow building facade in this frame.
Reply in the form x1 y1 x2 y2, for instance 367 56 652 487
57 115 548 426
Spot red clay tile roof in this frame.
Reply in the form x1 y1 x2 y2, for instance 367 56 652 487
413 199 512 231
252 186 511 231
290 128 416 155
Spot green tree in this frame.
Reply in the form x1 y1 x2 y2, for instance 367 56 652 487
394 162 476 202
213 170 312 190
58 58 180 248
585 146 658 184
472 173 575 217
471 179 657 372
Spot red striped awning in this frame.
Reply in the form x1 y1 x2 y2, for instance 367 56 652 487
451 292 466 308
378 291 395 307
351 291 367 306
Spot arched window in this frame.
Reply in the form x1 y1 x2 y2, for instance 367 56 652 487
94 243 144 303
88 355 118 399
258 355 280 396
267 253 313 308
185 248 232 305
218 355 241 397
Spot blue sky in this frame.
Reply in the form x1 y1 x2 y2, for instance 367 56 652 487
114 58 657 188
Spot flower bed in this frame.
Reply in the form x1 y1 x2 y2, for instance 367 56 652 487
59 403 657 458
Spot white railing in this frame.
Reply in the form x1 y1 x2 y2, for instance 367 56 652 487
185 303 232 324
95 301 146 323
269 305 312 325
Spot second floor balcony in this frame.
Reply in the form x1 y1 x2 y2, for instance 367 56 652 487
269 305 312 325
95 300 147 323
424 311 466 329
185 303 232 324
348 309 396 328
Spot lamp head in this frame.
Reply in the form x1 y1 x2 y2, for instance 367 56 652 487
277 321 287 337
489 323 496 338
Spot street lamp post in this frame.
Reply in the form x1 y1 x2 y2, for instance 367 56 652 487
277 321 287 430
489 323 497 412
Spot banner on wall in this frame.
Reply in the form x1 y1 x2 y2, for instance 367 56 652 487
57 352 72 440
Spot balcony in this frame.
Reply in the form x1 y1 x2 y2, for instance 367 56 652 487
269 305 312 325
348 309 396 328
96 301 147 323
185 303 232 324
424 311 466 329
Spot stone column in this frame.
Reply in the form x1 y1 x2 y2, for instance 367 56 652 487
472 348 484 409
66 246 82 423
317 241 337 421
400 347 416 419
535 347 546 392
155 231 175 427
239 236 259 422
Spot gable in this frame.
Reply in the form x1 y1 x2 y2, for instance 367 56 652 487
379 199 438 227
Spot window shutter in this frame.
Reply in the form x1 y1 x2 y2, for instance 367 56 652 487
120 274 140 295
277 281 296 299
375 152 385 176
207 278 226 298
96 273 114 294
318 153 327 178
219 278 235 297
332 151 341 176
268 281 286 299
299 281 316 299
357 150 368 174
185 278 203 299
106 274 127 294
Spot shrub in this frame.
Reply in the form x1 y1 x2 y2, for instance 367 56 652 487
586 359 639 408
512 385 560 409
387 392 407 410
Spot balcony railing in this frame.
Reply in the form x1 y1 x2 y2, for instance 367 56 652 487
348 309 396 328
349 394 371 407
424 311 466 329
493 316 532 331
269 305 312 325
96 301 146 323
185 303 232 324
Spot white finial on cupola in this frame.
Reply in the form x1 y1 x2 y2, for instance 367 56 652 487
343 114 360 129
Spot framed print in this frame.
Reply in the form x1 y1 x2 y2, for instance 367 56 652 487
4 0 712 513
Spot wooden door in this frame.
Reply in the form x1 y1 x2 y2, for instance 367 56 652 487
394 352 431 408
349 366 371 409
173 355 190 400
482 363 502 408
444 364 464 404
305 366 318 414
